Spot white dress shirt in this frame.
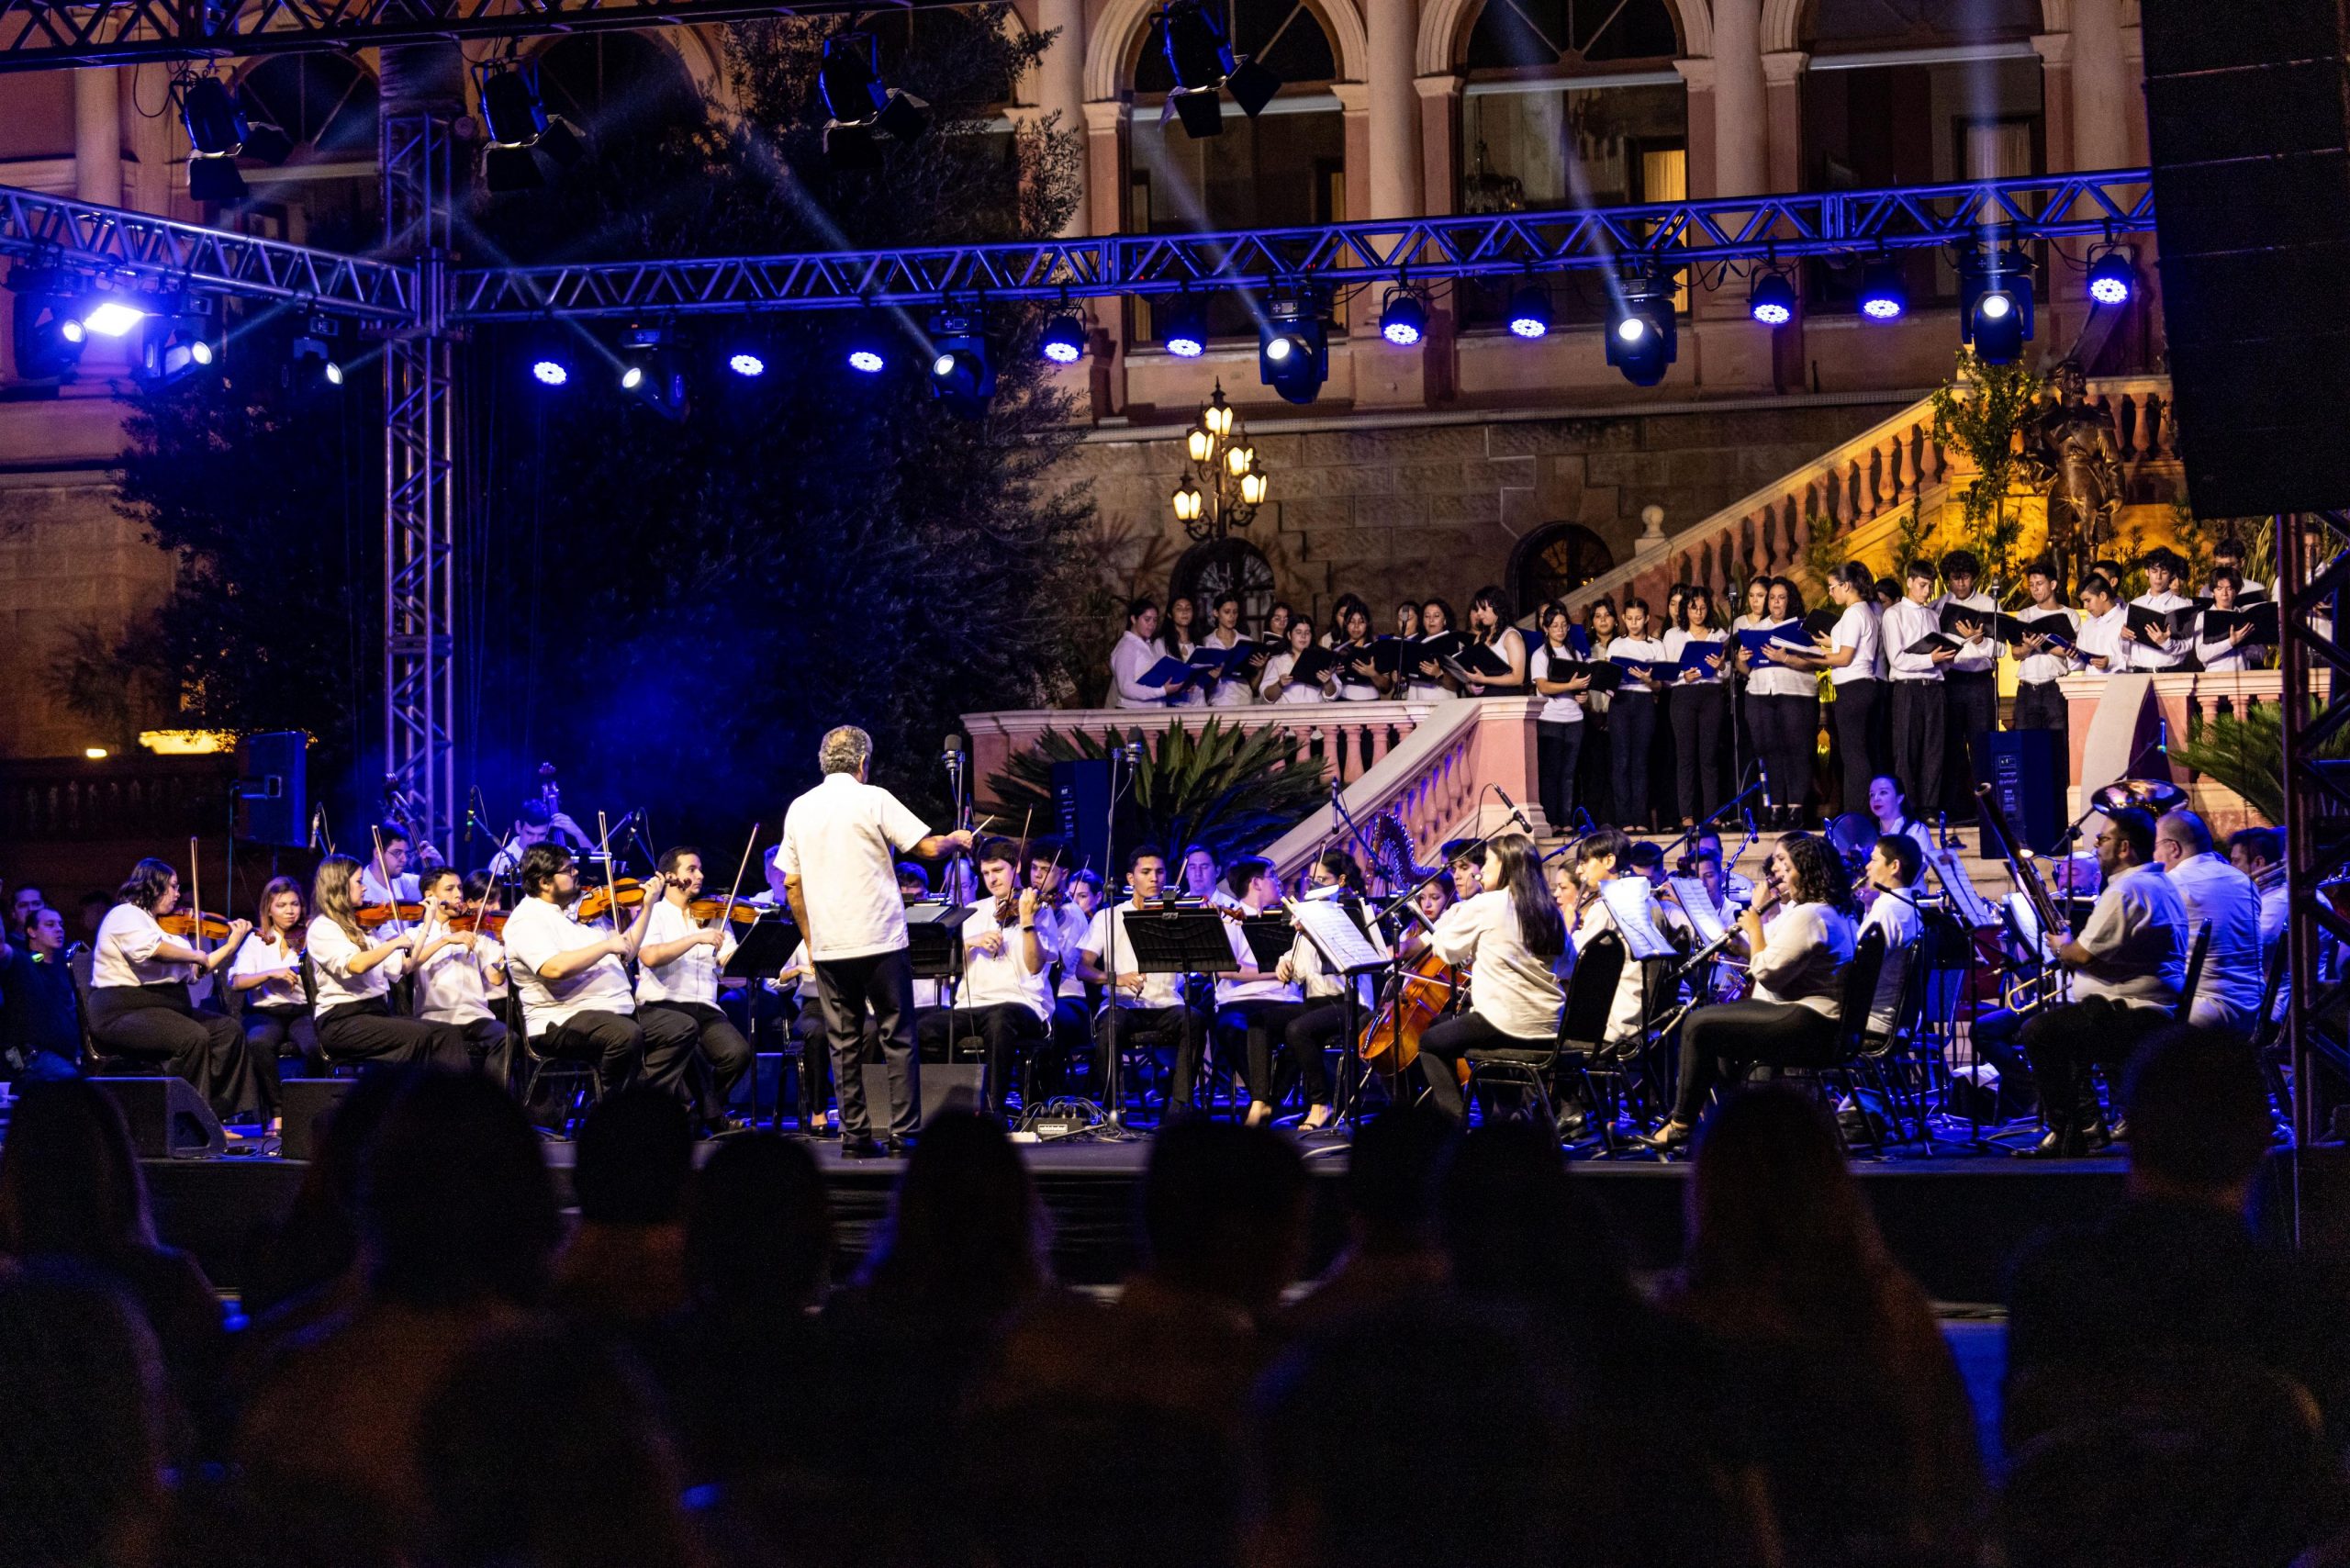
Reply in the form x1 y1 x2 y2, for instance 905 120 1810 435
2127 590 2195 671
1749 902 1855 1017
957 902 1053 1022
92 905 193 989
2016 604 2080 685
1430 890 1564 1042
1608 635 1667 692
1528 644 1588 723
230 929 306 1009
1883 599 1945 681
1858 889 1924 1033
2072 861 2188 1008
635 898 738 1007
2073 604 2128 676
415 924 502 1026
1743 618 1816 698
1111 629 1170 708
2164 852 2266 1033
359 866 423 905
1035 902 1092 999
1662 627 1723 685
305 915 404 1016
1940 592 2000 675
1332 640 1384 702
777 771 933 962
1260 649 1332 704
1216 914 1302 1006
503 895 635 1036
1829 601 1883 686
1202 629 1257 708
1573 879 1666 1047
1082 902 1190 1010
2195 613 2264 672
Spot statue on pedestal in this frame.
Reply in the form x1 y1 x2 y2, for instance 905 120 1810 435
2025 359 2124 594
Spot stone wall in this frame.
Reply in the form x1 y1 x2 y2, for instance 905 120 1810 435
1061 390 1917 626
0 473 174 759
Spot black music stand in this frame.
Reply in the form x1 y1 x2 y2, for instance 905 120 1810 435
1289 895 1394 1140
1113 905 1237 1126
720 913 802 1131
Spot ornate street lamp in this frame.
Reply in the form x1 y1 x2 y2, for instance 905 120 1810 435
1168 380 1269 541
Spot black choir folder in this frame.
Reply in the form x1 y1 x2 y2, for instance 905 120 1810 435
1536 656 1624 691
1801 608 1841 642
2125 603 2199 643
2200 603 2279 644
1285 645 1337 684
1438 641 1514 683
1937 601 1995 638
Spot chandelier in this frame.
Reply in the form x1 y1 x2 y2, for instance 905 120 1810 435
1169 380 1270 542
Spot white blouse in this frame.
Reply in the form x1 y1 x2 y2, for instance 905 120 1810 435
1828 600 1883 686
1662 627 1725 685
1430 890 1565 1041
230 929 306 1009
1528 644 1587 724
1202 629 1257 708
1260 650 1333 704
1747 901 1855 1017
306 914 404 1015
92 904 193 989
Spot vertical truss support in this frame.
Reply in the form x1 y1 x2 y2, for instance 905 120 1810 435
2280 511 2350 1164
382 106 457 857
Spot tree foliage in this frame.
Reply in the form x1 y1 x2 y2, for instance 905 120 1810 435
986 720 1332 864
1929 349 2040 597
2171 700 2350 828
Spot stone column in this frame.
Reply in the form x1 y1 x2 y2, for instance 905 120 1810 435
2067 0 2132 172
1335 80 1371 220
1035 0 1091 232
2031 31 2076 171
1413 73 1460 216
1712 0 1767 196
74 69 120 207
1365 0 1422 216
1674 57 1718 201
1082 98 1126 242
1760 50 1807 194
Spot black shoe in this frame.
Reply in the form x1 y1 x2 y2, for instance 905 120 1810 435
887 1134 918 1158
840 1136 887 1160
2014 1126 2085 1159
704 1114 754 1138
1554 1105 1588 1140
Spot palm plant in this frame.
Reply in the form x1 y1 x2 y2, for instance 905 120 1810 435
2174 699 2350 826
986 719 1330 864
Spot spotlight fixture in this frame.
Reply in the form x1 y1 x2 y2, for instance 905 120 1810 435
179 74 250 203
1161 295 1208 358
820 31 930 167
617 322 688 417
135 298 224 386
79 291 151 339
1857 257 1907 322
1505 280 1552 341
927 307 997 419
1380 284 1430 347
1606 271 1678 387
2087 246 2134 307
1961 246 2033 364
1155 0 1280 139
475 60 585 193
1748 269 1796 328
844 316 890 375
7 265 89 380
292 315 344 391
531 357 568 386
1258 285 1330 406
525 325 572 387
1039 310 1088 365
727 350 767 377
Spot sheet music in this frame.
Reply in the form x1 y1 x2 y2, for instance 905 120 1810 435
1666 877 1726 947
1926 851 2002 928
1604 878 1682 959
1286 896 1392 975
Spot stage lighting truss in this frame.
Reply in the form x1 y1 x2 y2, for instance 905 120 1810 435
1258 284 1330 405
134 296 223 386
1960 244 2034 364
819 31 930 169
1156 0 1280 139
475 58 586 194
178 73 250 204
927 305 997 418
1748 266 1796 328
2086 242 2135 307
1606 270 1678 386
6 264 90 380
292 314 345 390
1380 281 1430 347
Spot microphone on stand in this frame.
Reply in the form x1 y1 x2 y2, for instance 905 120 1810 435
1491 786 1534 835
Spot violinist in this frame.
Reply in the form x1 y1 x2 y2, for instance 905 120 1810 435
86 857 261 1122
307 857 472 1072
1411 834 1567 1125
1077 845 1210 1123
1272 849 1370 1135
1639 834 1856 1151
229 875 319 1092
1025 837 1094 1095
1570 828 1671 1056
1217 857 1308 1129
411 866 513 1084
635 847 755 1134
921 837 1050 1120
462 870 511 1011
504 844 699 1111
358 824 423 909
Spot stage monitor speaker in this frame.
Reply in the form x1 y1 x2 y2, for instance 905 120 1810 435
92 1076 225 1159
1050 759 1142 884
1977 728 2065 856
860 1061 984 1128
241 730 309 848
2143 0 2350 516
280 1077 353 1162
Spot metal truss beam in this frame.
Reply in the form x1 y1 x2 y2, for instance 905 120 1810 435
0 0 934 73
0 184 415 319
446 169 2156 320
2282 511 2350 1154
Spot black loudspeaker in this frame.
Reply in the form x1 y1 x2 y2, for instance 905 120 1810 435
1977 729 2065 855
2143 0 2350 515
279 1077 353 1162
860 1061 985 1127
1050 758 1143 883
241 730 309 848
91 1076 225 1159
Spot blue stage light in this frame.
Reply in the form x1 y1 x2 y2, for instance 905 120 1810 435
1748 270 1796 327
1040 312 1087 364
728 351 767 377
2087 249 2133 306
1380 286 1428 346
1858 258 1906 321
531 357 568 386
1505 281 1551 340
1161 296 1208 358
847 346 886 374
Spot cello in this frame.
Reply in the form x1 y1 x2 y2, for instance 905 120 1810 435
1352 813 1469 1082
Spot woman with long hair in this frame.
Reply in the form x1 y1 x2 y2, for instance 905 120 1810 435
1529 601 1591 831
1332 599 1396 701
85 857 262 1123
1404 596 1462 700
1747 577 1820 828
1730 576 1773 812
229 874 319 1117
1579 598 1619 827
1774 562 1887 818
1162 594 1205 708
1666 1088 1984 1566
1460 585 1529 697
1641 833 1855 1149
1260 615 1337 704
1275 849 1379 1135
1200 591 1260 708
1663 586 1729 828
306 856 472 1070
1412 834 1567 1122
1609 596 1666 830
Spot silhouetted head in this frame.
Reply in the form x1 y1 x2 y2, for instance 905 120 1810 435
361 1071 561 1310
2124 1025 2276 1207
1142 1120 1309 1316
0 1265 167 1568
574 1088 696 1227
1439 1120 1634 1327
1343 1104 1452 1253
863 1111 1046 1319
687 1133 832 1314
0 1080 152 1263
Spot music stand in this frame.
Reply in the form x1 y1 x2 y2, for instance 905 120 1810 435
721 912 802 1132
1113 905 1238 1126
1287 895 1398 1132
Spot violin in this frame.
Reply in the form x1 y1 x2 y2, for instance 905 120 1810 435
355 902 425 930
445 910 510 939
156 910 237 942
575 878 646 924
685 897 760 930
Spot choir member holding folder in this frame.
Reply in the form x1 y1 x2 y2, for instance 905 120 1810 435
1162 595 1204 707
2196 568 2274 672
2120 547 2195 671
1460 586 1529 697
1199 592 1265 707
1262 617 1339 704
1742 577 1819 827
1662 586 1727 829
1937 551 2000 820
1330 602 1395 700
1608 598 1666 829
1111 599 1186 708
1529 602 1593 832
2011 559 2079 756
1404 598 1464 700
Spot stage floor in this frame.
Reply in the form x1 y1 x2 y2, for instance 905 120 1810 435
142 1135 2126 1306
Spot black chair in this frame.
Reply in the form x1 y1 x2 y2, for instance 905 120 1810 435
2174 920 2212 1024
1815 927 1890 1154
1465 945 1611 1133
1551 930 1628 1153
506 962 604 1135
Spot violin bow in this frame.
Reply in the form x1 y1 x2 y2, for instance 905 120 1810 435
714 823 760 950
598 811 624 936
187 834 205 959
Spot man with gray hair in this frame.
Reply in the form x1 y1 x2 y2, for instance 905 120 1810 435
778 725 973 1158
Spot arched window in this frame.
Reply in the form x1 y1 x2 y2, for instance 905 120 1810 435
1511 523 1616 610
1171 538 1280 633
239 53 379 159
224 55 381 245
536 33 702 140
1127 0 1344 346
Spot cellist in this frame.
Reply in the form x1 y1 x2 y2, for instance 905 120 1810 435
1271 849 1371 1133
1409 834 1569 1125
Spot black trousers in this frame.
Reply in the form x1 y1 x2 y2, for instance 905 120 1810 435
789 1005 837 1129
87 983 263 1121
1888 680 1945 826
1943 670 1999 816
641 1001 752 1118
917 1002 1046 1113
1415 1012 1551 1123
1093 1003 1206 1116
1752 692 1819 818
1221 998 1311 1106
1536 718 1583 831
1671 682 1727 824
318 1002 474 1074
448 1016 513 1088
1611 691 1656 829
1975 994 2170 1133
1579 710 1615 829
1044 994 1093 1094
812 946 921 1141
1668 999 1843 1123
1830 679 1885 818
243 1003 319 1114
533 1005 698 1098
2013 679 2069 777
1283 1001 1348 1109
